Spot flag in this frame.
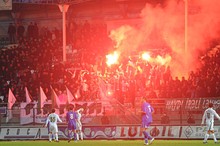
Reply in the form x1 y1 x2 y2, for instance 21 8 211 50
39 86 47 109
0 95 4 101
8 88 16 110
25 87 32 103
99 78 109 101
66 86 75 104
22 87 35 118
75 88 81 100
0 0 12 10
50 86 60 109
6 88 16 122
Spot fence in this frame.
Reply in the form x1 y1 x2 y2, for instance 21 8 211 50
1 97 220 126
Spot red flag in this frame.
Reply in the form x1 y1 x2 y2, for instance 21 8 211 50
39 86 47 109
25 87 32 103
8 88 16 109
50 86 60 109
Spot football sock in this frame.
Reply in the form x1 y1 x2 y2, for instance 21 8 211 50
55 133 58 141
76 133 79 140
143 131 149 143
204 133 209 142
145 131 153 140
143 131 147 138
74 132 77 141
212 133 217 142
68 131 71 139
49 133 52 141
80 131 83 140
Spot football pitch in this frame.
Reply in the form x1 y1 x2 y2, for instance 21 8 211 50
0 140 217 146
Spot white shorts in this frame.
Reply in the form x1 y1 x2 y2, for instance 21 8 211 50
76 122 82 131
49 124 58 134
206 120 214 131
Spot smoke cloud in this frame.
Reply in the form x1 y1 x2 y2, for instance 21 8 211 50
109 0 220 78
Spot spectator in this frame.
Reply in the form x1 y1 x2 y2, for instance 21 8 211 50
161 112 170 124
17 22 25 40
187 112 195 124
7 23 16 44
33 22 39 39
101 112 110 125
27 22 34 38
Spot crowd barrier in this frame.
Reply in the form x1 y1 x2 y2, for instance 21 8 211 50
1 97 220 126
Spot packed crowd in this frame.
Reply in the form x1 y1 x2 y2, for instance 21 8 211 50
0 20 220 108
0 20 111 104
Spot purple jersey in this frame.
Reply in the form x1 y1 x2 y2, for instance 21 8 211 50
141 101 154 128
66 111 78 130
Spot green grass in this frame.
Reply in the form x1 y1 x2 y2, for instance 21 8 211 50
0 140 217 146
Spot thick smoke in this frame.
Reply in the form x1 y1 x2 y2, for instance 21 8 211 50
109 0 220 78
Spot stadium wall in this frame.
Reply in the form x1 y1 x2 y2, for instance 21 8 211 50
0 125 220 140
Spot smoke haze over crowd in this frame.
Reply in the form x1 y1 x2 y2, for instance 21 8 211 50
109 0 220 78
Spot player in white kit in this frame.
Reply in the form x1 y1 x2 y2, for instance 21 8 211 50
76 108 84 140
45 109 62 142
201 103 220 144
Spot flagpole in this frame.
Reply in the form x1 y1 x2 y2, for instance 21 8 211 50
58 4 69 62
184 0 188 55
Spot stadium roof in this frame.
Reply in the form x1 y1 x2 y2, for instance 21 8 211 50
12 0 165 5
12 0 93 5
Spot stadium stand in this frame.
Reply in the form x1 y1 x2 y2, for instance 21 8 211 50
0 0 220 128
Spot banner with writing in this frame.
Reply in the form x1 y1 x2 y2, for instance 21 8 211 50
1 125 219 140
20 101 104 125
165 98 220 111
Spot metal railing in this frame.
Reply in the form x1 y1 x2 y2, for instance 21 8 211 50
2 97 219 127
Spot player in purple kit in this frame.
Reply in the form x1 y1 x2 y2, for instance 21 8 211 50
141 97 155 145
66 105 78 142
